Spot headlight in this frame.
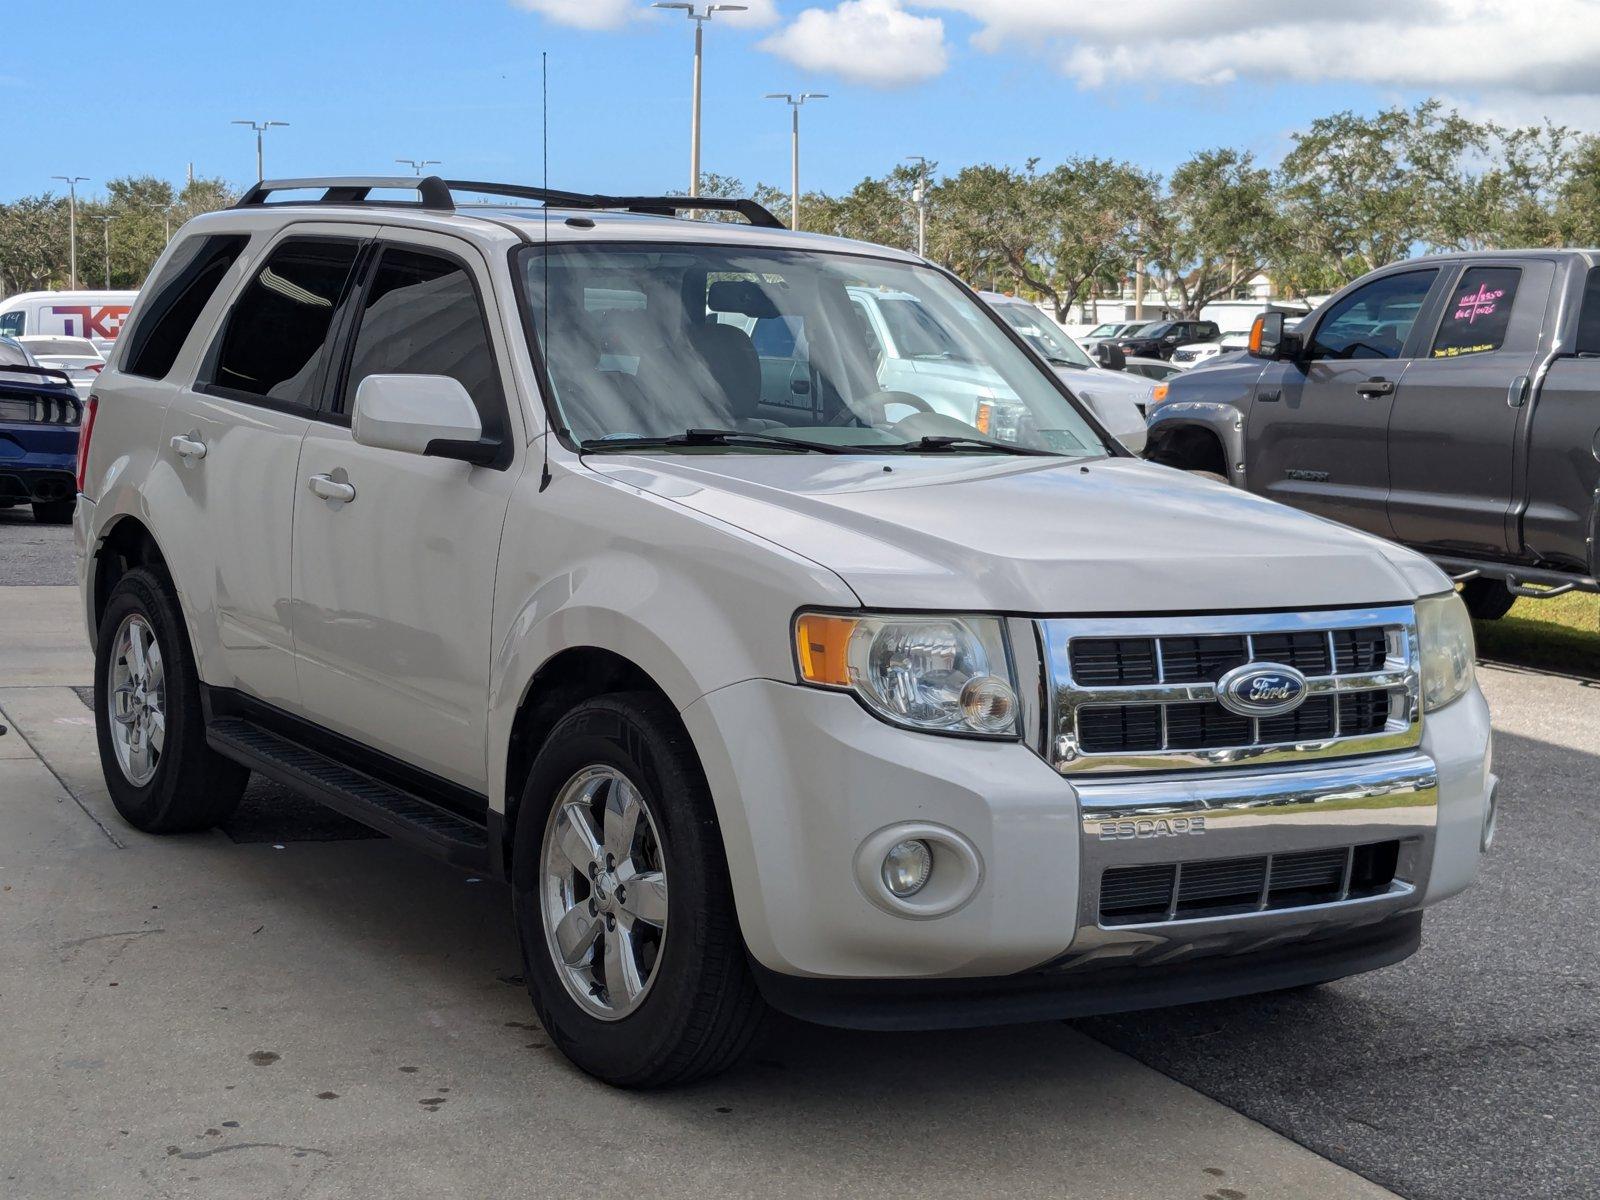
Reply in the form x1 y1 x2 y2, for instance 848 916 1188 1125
1416 592 1477 711
794 612 1019 737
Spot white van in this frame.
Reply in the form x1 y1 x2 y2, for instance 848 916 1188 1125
0 290 139 351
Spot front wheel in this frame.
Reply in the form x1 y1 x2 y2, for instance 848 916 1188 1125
1459 578 1517 622
511 692 765 1087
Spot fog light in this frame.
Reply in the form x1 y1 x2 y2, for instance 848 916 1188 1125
960 675 1017 734
881 839 933 897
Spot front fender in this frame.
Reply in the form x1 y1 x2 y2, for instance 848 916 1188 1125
1145 400 1248 481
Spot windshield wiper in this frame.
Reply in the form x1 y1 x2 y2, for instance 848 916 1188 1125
579 428 848 454
854 435 1059 456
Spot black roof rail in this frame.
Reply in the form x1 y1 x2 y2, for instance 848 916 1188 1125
233 175 784 228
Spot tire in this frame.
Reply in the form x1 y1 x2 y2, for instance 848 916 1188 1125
1459 578 1517 622
32 498 74 524
511 692 765 1087
93 567 248 833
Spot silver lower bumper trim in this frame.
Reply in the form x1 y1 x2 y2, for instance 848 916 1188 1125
1059 751 1438 971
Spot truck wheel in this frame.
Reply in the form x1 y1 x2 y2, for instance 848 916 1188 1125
32 499 74 524
1458 578 1517 622
511 692 765 1087
93 567 248 833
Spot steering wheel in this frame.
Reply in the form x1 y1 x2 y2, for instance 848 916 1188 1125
827 389 934 426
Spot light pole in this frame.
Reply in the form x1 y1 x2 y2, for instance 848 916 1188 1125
396 158 441 176
95 217 113 289
653 3 746 197
51 175 88 289
905 156 930 257
764 92 826 231
232 119 289 181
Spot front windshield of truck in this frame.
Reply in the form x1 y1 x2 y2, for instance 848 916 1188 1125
515 243 1108 457
994 303 1094 368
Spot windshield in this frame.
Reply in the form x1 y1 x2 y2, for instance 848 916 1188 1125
516 244 1108 457
1087 323 1122 337
994 303 1094 368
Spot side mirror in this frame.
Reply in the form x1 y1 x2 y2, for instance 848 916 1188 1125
352 374 496 466
1248 312 1302 360
1094 342 1127 371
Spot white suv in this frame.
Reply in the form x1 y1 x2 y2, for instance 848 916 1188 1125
76 177 1496 1087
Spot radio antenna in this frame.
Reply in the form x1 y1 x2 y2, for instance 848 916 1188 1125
537 49 554 492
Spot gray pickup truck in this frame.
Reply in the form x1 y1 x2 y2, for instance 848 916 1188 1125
1145 249 1600 619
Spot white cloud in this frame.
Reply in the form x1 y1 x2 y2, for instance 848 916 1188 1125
915 0 1600 98
760 0 948 87
511 0 779 32
510 0 640 32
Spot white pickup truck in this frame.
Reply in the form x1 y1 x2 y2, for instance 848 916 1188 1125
75 177 1495 1088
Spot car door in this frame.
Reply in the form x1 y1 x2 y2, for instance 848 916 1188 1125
290 229 523 791
1385 260 1555 556
159 226 367 710
1247 267 1445 537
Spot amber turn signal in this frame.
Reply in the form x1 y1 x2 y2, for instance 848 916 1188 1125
794 613 857 687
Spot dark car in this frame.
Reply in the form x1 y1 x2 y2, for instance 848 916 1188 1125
0 336 83 523
1145 250 1600 619
1113 319 1220 360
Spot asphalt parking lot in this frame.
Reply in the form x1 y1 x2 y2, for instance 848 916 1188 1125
1 515 1595 1200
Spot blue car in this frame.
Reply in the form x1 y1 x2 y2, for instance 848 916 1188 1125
0 335 82 523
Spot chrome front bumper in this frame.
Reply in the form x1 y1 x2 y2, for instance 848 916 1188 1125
1058 750 1438 971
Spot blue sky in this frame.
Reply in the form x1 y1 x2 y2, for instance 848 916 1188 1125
2 0 1594 205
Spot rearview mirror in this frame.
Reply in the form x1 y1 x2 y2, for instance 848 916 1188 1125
352 374 495 466
1093 342 1127 371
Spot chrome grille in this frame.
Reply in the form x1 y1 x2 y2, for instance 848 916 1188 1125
1040 606 1420 774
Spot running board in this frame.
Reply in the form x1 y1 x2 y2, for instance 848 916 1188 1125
207 717 490 870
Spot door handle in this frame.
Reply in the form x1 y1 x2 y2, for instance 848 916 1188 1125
307 473 356 504
1257 389 1282 402
1355 378 1395 397
1507 374 1531 409
169 434 207 460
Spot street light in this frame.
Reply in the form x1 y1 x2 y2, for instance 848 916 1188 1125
653 3 747 197
50 175 88 289
905 156 930 257
396 158 441 176
232 119 290 181
95 216 113 289
764 93 826 231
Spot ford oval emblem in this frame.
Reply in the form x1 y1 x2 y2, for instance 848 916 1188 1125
1216 662 1308 718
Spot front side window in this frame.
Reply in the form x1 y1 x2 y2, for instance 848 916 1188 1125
339 247 504 439
1309 269 1439 361
0 312 23 337
1430 266 1521 359
517 244 1107 457
208 238 361 407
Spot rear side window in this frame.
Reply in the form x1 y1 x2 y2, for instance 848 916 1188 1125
123 234 249 380
1575 267 1600 356
338 247 504 438
207 238 361 409
1430 266 1521 359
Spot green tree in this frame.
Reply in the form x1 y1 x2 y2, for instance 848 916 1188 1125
1142 148 1276 317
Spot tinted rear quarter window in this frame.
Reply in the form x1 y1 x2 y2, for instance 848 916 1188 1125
1431 266 1521 359
207 239 361 408
122 234 250 380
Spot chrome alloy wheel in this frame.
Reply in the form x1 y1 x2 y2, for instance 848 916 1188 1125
539 765 669 1020
108 613 165 787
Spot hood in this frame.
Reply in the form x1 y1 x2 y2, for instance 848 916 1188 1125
583 453 1449 614
1064 364 1156 404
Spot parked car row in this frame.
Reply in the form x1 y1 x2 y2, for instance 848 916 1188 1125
72 176 1494 1090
